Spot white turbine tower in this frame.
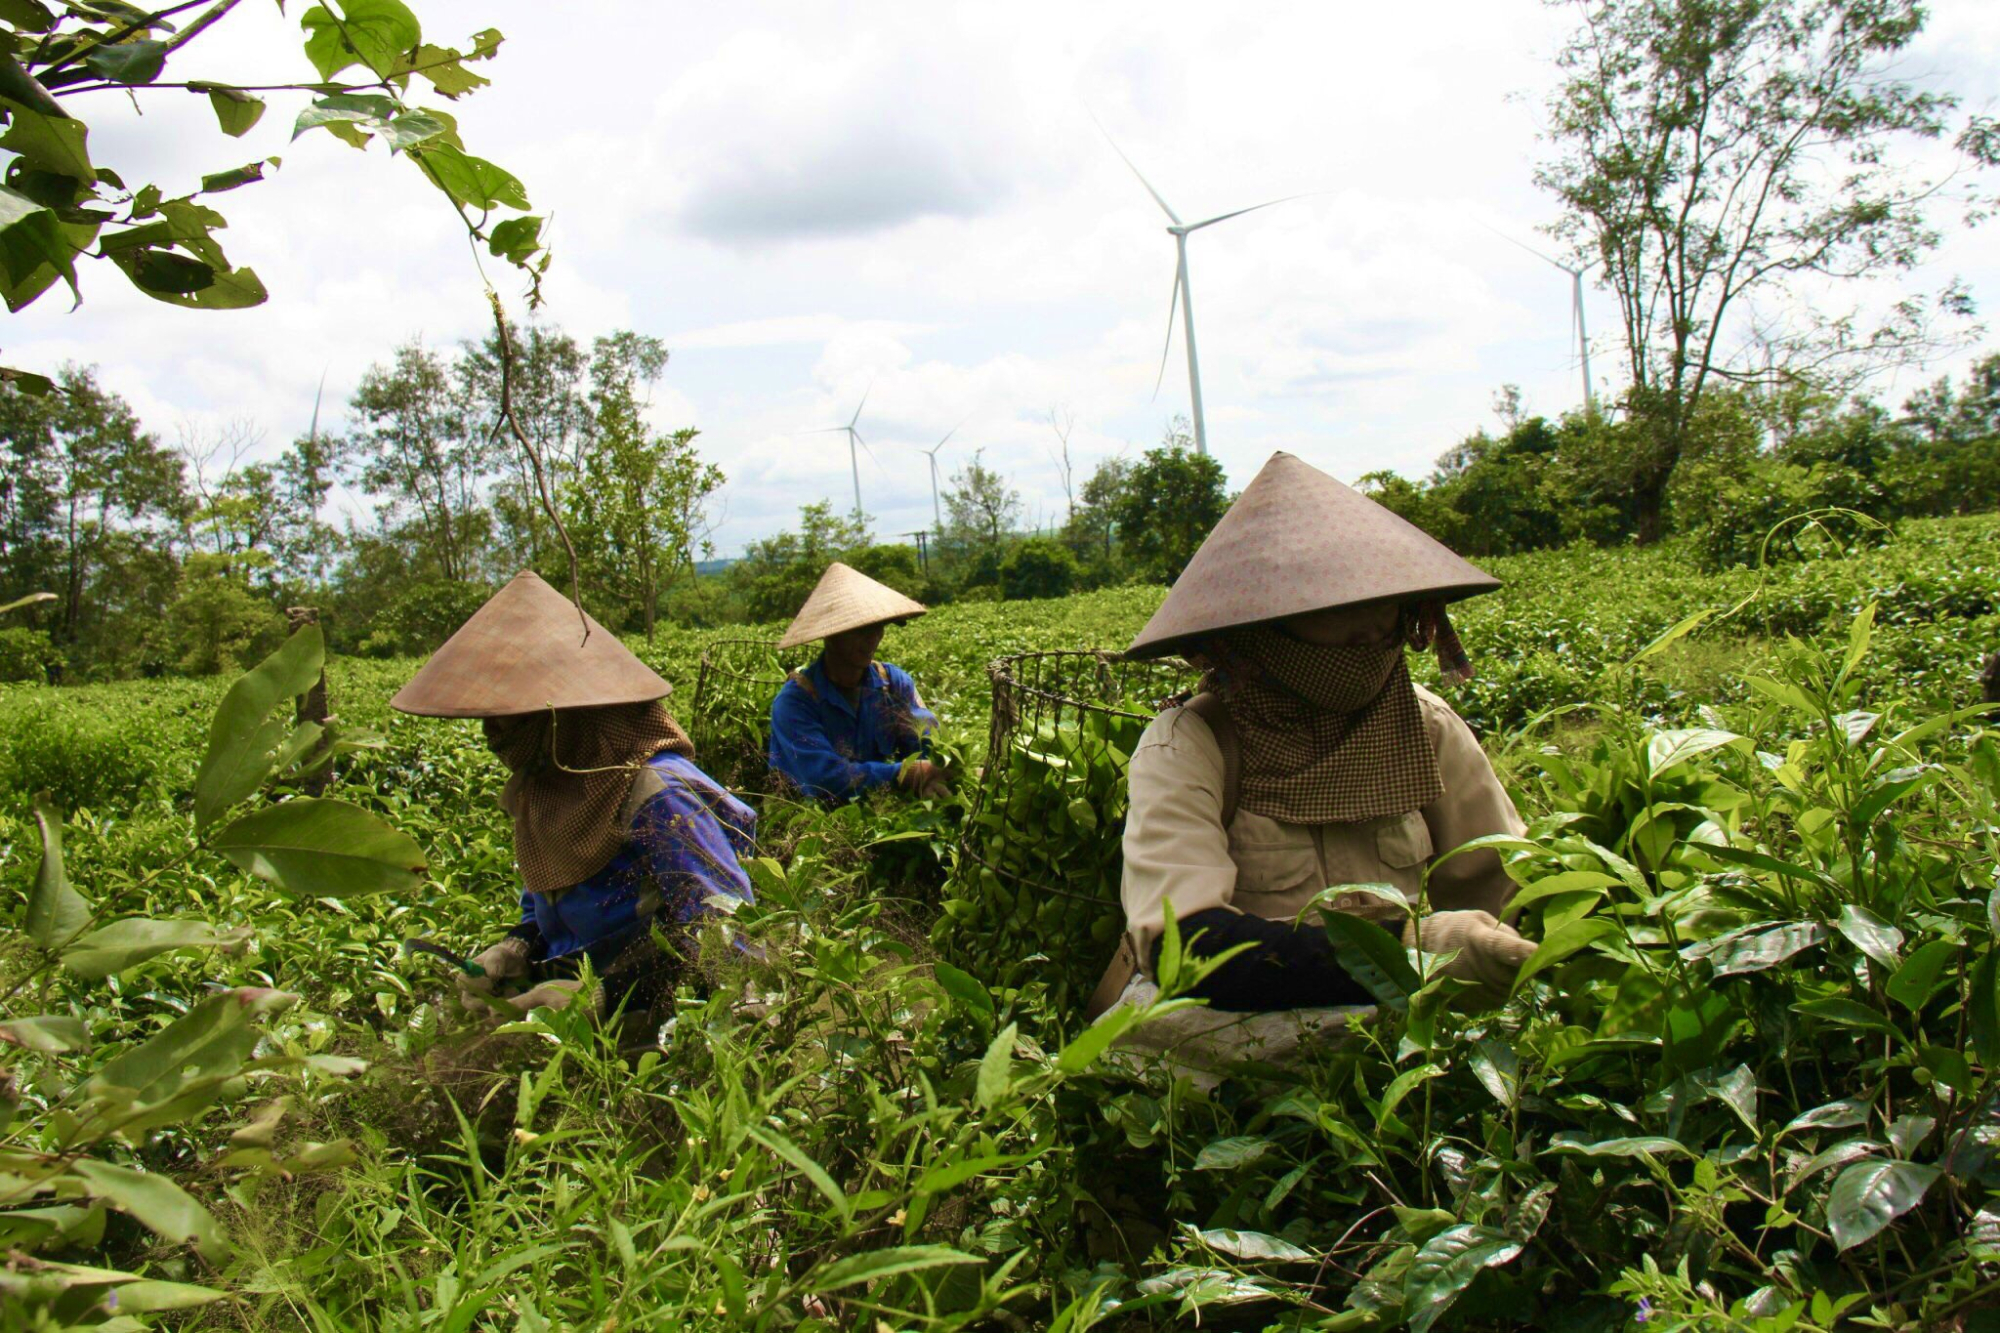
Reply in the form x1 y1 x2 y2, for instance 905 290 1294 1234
1100 125 1304 456
1487 225 1596 415
914 423 960 532
810 389 873 517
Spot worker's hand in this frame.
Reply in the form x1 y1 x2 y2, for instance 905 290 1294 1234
456 936 531 1005
507 978 587 1015
1403 910 1537 1003
898 759 950 801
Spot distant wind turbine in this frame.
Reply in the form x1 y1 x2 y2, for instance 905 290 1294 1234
809 389 873 517
1485 224 1596 415
1098 120 1307 456
913 422 961 532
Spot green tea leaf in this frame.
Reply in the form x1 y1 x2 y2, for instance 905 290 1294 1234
1544 1135 1690 1158
811 1245 981 1292
1188 1226 1312 1263
212 798 426 898
1646 727 1747 777
1511 917 1617 995
1404 1224 1524 1333
1828 1159 1938 1251
1681 920 1828 977
26 793 90 951
71 1159 229 1261
194 623 325 829
976 1021 1016 1109
1835 904 1904 969
1795 996 1901 1039
1322 911 1420 1010
207 88 266 137
61 918 251 980
1193 1136 1272 1171
0 1013 90 1052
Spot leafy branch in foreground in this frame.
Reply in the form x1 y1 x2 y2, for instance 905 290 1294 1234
0 0 546 390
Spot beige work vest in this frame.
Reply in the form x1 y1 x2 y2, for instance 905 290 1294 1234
1120 684 1525 967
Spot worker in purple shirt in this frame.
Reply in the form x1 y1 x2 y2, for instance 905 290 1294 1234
767 562 947 803
391 570 755 1020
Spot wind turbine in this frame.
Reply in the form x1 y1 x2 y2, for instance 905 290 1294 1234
1099 123 1306 456
1485 224 1596 415
809 388 872 517
913 422 961 532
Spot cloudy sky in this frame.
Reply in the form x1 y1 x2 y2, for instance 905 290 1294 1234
10 0 2000 555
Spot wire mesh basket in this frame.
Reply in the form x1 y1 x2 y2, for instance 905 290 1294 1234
936 650 1198 1015
687 638 814 793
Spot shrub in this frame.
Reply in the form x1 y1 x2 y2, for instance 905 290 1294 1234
1000 537 1078 601
359 579 496 657
1669 453 1890 570
0 626 61 682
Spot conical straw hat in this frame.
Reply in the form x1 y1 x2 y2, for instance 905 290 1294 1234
390 570 672 717
1124 451 1500 659
779 562 928 650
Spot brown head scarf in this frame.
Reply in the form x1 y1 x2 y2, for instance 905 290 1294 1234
483 701 695 896
1205 621 1442 825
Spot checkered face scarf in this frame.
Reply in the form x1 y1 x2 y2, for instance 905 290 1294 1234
1208 623 1443 825
483 701 694 897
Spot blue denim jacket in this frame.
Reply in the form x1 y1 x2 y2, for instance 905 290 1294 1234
767 657 936 801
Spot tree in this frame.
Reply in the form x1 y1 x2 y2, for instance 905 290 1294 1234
1112 428 1228 584
729 502 872 623
567 333 724 638
941 449 1021 582
1001 537 1078 601
0 1 545 388
1063 455 1132 581
342 340 493 585
460 323 593 569
1537 0 1996 541
0 364 185 672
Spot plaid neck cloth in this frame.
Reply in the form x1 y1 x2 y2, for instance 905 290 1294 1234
1208 624 1443 825
485 702 695 896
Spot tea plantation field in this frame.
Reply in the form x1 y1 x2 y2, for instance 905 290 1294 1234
3 514 1999 1331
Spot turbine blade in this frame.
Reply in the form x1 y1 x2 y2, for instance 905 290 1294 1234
1477 219 1573 275
308 366 328 445
1184 193 1315 231
1089 110 1181 225
849 386 869 430
1153 268 1182 400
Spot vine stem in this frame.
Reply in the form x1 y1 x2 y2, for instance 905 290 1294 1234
488 291 587 645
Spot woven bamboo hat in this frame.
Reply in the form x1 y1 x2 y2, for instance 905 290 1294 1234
390 570 672 718
1124 451 1500 660
778 562 928 650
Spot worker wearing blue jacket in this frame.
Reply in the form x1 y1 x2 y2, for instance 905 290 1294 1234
767 562 948 803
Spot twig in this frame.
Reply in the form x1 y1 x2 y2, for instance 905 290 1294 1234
488 290 587 645
161 0 244 55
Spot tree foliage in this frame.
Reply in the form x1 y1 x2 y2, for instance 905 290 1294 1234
1537 0 1996 540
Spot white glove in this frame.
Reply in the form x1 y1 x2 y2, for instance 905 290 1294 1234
507 978 587 1015
1403 910 1537 1002
456 936 531 1005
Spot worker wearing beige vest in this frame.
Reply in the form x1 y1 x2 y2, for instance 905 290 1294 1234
1099 451 1534 1072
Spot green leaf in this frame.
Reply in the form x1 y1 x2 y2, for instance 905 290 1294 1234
745 1126 848 1222
26 793 90 951
932 960 993 1022
415 143 528 209
0 182 79 308
0 1013 90 1053
1378 1062 1444 1128
1543 1135 1690 1158
1852 766 1937 827
1468 1037 1520 1108
206 88 267 138
70 1159 228 1261
1840 602 1877 684
1646 727 1747 777
1682 920 1829 977
1835 904 1904 969
1827 1159 1938 1251
913 1152 1029 1196
1321 911 1420 1010
486 213 543 264
1511 917 1616 995
125 248 214 294
811 1245 981 1293
1887 939 1957 1013
86 988 295 1112
0 97 95 181
61 918 251 980
1782 1099 1869 1136
976 1021 1015 1110
292 92 399 140
194 626 325 830
377 111 449 151
1794 996 1901 1039
1189 1226 1313 1263
1971 951 2000 1066
212 798 427 898
1404 1224 1524 1333
1628 606 1714 665
138 260 267 310
0 0 57 33
299 0 421 80
1055 1003 1147 1073
200 161 271 195
1193 1136 1272 1171
82 38 167 85
100 1279 226 1313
